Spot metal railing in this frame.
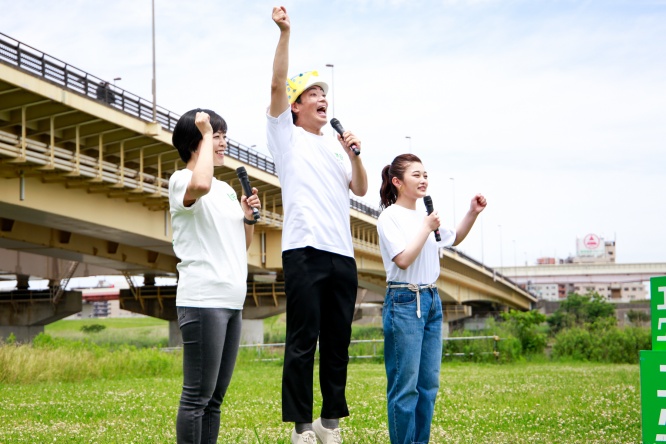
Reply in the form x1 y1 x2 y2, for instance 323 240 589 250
442 335 501 359
0 289 52 303
0 32 179 131
239 335 502 361
226 140 277 176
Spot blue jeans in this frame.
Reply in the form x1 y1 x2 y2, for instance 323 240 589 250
383 283 443 444
176 307 242 444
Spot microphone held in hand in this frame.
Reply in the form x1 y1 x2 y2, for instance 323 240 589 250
423 195 441 242
236 166 260 221
330 118 361 156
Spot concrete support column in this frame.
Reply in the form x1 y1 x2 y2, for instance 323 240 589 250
168 320 182 347
0 325 44 343
240 319 264 345
442 321 450 338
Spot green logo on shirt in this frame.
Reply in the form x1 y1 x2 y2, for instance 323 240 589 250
335 153 344 162
228 192 237 201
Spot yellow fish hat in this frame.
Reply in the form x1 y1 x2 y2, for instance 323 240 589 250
286 70 329 104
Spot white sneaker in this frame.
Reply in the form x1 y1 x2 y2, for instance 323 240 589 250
313 418 343 444
291 429 317 444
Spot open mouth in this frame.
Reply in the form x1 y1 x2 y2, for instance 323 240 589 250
317 105 327 117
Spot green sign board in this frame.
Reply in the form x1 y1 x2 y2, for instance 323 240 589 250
641 277 666 442
652 277 666 351
640 350 666 443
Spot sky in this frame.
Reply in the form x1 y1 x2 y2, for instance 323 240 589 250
2 0 665 270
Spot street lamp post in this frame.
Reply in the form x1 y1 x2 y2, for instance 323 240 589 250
450 177 456 228
513 239 517 276
113 77 122 86
480 214 485 264
325 64 334 119
498 224 503 269
151 0 157 122
405 136 411 153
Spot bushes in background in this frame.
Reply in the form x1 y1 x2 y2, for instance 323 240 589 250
547 293 649 363
551 319 651 364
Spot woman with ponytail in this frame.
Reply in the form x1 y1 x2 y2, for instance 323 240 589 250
377 154 487 444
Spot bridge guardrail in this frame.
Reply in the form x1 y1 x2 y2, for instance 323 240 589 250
237 336 502 361
0 32 179 131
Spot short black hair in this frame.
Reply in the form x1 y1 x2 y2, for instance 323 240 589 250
291 95 302 124
172 108 227 163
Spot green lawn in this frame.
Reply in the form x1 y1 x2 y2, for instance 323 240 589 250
0 359 640 443
44 317 169 349
0 317 642 443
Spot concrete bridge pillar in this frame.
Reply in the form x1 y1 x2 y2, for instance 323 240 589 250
168 320 182 348
442 320 450 338
0 290 82 342
0 325 44 343
240 319 264 345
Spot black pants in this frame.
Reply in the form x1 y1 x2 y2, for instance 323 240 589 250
281 247 358 423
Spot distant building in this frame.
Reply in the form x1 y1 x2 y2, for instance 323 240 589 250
536 257 557 265
571 233 616 264
522 234 647 302
527 281 646 302
67 282 140 319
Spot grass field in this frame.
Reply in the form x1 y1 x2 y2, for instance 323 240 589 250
0 318 643 443
44 317 170 349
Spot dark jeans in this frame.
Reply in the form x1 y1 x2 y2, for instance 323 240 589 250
281 247 358 423
176 307 242 444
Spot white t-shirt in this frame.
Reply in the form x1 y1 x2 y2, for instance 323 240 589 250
169 169 247 309
377 204 456 285
266 107 354 257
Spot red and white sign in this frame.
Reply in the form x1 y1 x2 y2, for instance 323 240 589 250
577 233 605 257
583 234 600 249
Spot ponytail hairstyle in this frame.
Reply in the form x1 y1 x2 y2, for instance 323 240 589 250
379 153 423 209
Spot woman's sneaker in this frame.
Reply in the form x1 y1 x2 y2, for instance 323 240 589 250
291 429 317 444
312 418 342 444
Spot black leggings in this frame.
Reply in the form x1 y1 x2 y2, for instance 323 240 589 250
176 306 242 444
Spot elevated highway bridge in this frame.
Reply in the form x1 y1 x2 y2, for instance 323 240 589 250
0 32 535 343
497 262 666 285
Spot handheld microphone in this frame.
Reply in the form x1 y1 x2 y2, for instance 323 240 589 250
423 196 441 242
236 166 260 221
330 118 361 156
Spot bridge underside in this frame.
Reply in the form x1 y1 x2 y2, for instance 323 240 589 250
0 289 81 342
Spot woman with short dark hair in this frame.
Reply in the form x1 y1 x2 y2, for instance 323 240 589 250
169 109 261 443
